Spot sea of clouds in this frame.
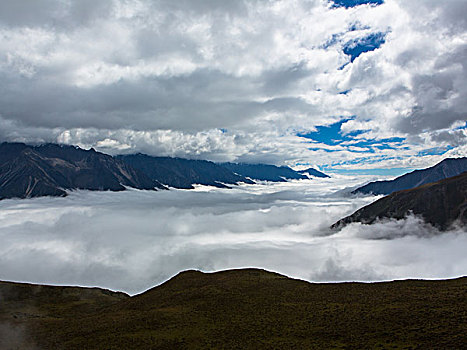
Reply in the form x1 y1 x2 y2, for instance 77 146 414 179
0 177 466 295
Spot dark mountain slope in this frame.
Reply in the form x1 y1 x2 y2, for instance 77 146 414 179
333 172 467 230
1 269 466 349
0 143 163 200
353 157 467 195
0 146 68 198
118 154 254 189
220 162 308 182
0 280 128 313
297 167 330 178
0 280 129 349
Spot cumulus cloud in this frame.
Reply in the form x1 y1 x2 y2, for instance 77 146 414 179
0 0 466 169
0 179 464 295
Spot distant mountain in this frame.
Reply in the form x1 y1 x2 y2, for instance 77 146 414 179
297 167 330 178
333 172 467 230
353 157 467 195
117 154 254 189
220 162 309 182
0 143 163 200
1 269 466 349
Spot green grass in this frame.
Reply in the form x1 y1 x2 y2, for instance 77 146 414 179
1 269 466 349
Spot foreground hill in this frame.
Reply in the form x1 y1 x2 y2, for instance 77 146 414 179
0 143 163 200
117 154 254 189
1 269 466 349
333 171 467 230
353 157 467 195
220 162 310 182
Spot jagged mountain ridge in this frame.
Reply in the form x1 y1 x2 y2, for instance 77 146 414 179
0 143 164 200
0 142 329 199
117 154 254 189
1 269 466 349
296 167 330 178
333 171 467 230
353 157 467 195
219 162 310 182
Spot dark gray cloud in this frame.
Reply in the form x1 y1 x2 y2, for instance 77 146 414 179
0 0 113 28
397 0 467 35
395 44 467 135
0 0 65 27
261 62 314 94
0 0 465 168
431 129 467 147
150 0 249 15
0 64 318 133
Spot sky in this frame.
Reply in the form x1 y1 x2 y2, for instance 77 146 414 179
1 179 466 295
0 0 466 173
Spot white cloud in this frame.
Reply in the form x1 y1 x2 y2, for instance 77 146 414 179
0 179 465 295
0 0 466 169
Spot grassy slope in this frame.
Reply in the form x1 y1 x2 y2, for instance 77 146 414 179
1 269 466 349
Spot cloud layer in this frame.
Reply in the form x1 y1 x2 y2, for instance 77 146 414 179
0 0 466 169
0 178 465 295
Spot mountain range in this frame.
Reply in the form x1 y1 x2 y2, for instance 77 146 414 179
220 162 310 182
117 154 254 189
1 269 465 349
333 171 467 230
0 142 327 200
0 143 164 200
2 141 465 232
297 167 330 178
353 157 467 195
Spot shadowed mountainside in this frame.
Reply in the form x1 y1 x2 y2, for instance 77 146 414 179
220 162 310 182
0 142 332 199
297 167 330 178
0 143 164 200
1 269 466 349
333 171 467 230
117 154 254 189
353 157 467 195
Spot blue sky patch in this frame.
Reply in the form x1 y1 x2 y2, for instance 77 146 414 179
343 137 405 150
325 167 413 177
331 0 384 9
416 146 453 157
308 148 340 153
298 119 405 149
348 22 370 32
338 62 350 70
320 155 413 176
322 33 341 49
343 32 386 62
298 120 407 169
299 119 353 145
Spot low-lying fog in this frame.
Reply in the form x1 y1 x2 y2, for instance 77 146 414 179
0 177 466 295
